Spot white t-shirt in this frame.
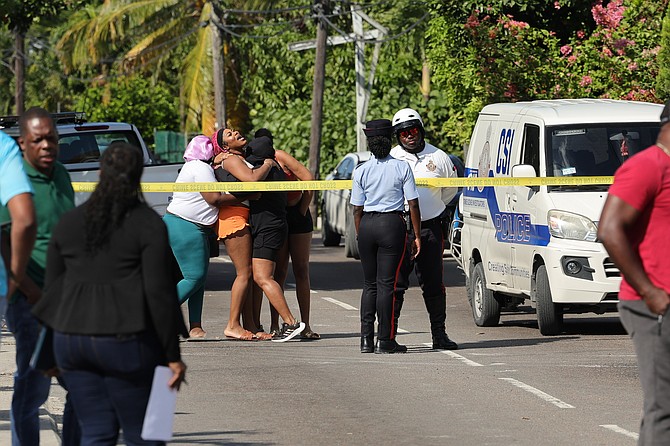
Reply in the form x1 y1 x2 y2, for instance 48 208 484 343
166 160 218 226
391 142 457 221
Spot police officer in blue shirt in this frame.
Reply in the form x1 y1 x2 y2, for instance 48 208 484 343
351 119 422 354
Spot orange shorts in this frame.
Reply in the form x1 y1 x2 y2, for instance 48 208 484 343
216 205 250 240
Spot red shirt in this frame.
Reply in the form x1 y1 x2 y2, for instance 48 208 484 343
608 145 670 300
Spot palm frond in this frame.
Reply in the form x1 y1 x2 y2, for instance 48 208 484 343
94 0 182 44
56 6 101 72
123 15 199 68
182 24 214 134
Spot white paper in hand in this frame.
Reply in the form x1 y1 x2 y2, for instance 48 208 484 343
141 366 177 441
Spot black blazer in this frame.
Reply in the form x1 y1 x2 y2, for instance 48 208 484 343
33 202 188 362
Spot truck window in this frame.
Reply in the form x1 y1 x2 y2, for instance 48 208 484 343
522 124 540 175
59 131 142 164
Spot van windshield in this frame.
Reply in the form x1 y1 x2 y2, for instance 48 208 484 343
547 123 660 191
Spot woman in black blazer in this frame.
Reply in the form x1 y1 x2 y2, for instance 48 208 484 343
33 142 188 445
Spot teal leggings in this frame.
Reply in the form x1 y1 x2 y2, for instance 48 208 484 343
163 213 210 324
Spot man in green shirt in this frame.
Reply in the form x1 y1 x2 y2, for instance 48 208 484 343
0 107 78 446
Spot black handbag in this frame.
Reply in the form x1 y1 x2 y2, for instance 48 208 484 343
30 326 56 373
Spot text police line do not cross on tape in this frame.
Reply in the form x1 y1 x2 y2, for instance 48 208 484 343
71 176 614 193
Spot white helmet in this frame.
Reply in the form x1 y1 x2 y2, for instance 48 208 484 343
392 108 424 134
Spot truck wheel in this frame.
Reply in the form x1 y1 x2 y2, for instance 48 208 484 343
321 207 341 247
535 265 563 335
344 212 360 259
470 262 501 326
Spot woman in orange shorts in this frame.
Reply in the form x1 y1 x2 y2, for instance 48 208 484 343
212 128 275 341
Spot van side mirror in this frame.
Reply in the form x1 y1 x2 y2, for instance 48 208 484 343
511 164 536 178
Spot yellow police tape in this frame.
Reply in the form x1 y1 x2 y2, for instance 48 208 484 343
71 176 614 193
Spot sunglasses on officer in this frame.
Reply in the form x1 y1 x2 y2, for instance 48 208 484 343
399 127 420 139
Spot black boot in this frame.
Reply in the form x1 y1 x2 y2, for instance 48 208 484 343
360 335 374 353
433 333 458 350
374 339 407 354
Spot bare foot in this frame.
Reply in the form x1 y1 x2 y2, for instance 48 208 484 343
224 327 256 341
254 331 273 341
188 327 207 340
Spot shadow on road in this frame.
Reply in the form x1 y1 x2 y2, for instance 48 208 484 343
499 314 626 336
455 336 579 350
170 430 273 445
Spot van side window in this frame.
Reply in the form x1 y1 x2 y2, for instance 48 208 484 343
522 124 540 175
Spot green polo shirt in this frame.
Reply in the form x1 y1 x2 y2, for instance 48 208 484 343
0 159 74 295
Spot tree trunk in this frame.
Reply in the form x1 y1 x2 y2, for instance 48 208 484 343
14 30 25 116
211 9 227 130
308 0 329 223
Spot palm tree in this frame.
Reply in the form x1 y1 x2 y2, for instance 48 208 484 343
57 0 271 135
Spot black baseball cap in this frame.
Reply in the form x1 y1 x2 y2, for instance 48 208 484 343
363 119 393 137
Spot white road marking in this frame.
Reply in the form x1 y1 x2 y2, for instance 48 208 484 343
422 343 484 366
322 297 358 310
600 425 639 440
210 256 232 263
499 378 575 409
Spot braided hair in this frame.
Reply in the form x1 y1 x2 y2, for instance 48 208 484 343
84 142 145 253
367 135 393 159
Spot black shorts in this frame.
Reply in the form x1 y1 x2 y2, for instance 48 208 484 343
251 223 288 261
286 206 314 234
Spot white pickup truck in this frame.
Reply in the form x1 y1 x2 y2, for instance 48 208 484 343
0 112 182 216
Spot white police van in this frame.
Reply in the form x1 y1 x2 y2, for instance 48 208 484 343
456 99 662 335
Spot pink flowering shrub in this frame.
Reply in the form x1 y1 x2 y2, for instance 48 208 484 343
425 0 668 150
557 0 666 99
591 0 625 29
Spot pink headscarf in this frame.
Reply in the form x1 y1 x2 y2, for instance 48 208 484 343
183 135 214 162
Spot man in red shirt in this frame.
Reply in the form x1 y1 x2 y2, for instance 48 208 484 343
599 101 670 445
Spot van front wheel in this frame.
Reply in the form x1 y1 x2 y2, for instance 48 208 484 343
535 265 563 335
470 262 501 327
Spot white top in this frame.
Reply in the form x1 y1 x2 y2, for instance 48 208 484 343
391 142 457 221
166 160 218 226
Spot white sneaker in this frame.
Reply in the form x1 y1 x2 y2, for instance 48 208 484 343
271 321 306 343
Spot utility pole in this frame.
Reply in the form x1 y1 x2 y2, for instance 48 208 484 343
211 8 227 131
308 0 329 220
351 6 386 153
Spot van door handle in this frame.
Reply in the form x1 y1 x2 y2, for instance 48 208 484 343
511 194 518 202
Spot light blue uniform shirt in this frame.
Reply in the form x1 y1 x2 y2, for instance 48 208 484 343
0 132 33 301
350 155 419 212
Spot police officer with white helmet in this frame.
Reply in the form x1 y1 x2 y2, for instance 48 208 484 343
390 107 459 350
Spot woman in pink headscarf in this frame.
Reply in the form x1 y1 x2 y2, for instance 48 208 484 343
163 135 249 339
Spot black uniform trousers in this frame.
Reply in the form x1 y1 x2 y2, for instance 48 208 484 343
395 216 447 337
358 212 407 341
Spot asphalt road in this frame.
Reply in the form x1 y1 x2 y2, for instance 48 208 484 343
171 235 641 446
